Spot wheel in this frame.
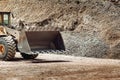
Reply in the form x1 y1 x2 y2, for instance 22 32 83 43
20 53 38 59
0 36 16 61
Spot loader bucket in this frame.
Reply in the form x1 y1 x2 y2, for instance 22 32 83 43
25 31 65 51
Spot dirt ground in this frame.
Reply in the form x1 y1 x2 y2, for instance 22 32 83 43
0 0 120 58
0 53 120 80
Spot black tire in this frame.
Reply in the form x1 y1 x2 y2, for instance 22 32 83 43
0 36 16 61
20 53 38 59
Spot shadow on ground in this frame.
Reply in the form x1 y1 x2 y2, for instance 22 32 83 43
10 58 70 63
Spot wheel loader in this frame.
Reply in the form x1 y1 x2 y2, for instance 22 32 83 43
0 12 65 61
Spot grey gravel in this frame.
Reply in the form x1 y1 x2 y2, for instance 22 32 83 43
61 32 109 58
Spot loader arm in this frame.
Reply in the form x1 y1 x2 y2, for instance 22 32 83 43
5 27 31 53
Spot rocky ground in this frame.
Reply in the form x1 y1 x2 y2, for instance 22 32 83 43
1 53 120 80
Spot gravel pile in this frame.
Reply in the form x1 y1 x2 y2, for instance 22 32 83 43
61 32 109 58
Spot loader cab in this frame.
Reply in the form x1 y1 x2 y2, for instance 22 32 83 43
0 12 10 26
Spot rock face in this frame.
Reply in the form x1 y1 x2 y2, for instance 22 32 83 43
0 0 120 58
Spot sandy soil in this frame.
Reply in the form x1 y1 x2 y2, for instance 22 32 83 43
0 53 120 80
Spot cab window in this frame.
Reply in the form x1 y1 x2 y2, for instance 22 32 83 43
3 14 9 25
0 14 2 25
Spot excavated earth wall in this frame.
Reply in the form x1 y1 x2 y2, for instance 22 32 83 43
0 0 120 58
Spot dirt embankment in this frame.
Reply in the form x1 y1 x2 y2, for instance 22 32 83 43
0 0 120 58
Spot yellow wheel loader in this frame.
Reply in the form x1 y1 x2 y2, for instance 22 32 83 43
0 12 65 61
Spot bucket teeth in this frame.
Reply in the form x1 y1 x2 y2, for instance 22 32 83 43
26 50 69 55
